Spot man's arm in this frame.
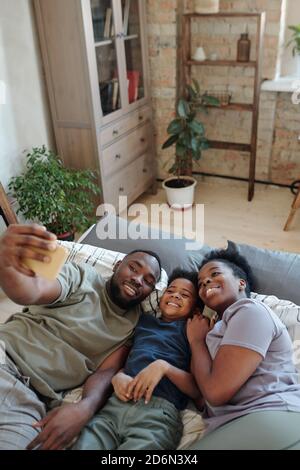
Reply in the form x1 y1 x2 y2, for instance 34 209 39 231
0 224 61 305
27 344 130 450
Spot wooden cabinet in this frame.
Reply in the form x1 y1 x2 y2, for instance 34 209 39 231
34 0 156 213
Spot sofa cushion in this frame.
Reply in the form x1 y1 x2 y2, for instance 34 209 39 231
80 215 211 276
81 216 300 304
230 241 300 305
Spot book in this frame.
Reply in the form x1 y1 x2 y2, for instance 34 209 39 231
103 8 112 38
127 70 140 103
123 0 130 36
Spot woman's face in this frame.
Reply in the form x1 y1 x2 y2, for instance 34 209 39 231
198 261 246 314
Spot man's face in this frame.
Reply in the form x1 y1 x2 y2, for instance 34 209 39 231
110 252 160 308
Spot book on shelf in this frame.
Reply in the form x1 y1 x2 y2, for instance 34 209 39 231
127 70 140 103
103 8 112 38
123 0 131 36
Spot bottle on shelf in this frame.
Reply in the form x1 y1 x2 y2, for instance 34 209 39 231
237 32 251 62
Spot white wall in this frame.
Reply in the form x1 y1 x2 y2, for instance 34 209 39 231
0 0 54 191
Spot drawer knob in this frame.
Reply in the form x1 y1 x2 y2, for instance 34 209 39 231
119 187 124 192
113 129 119 136
139 115 143 121
115 154 121 159
140 137 146 143
143 168 148 173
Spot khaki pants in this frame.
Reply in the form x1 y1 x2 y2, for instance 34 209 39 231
188 410 300 450
0 355 46 450
74 394 183 450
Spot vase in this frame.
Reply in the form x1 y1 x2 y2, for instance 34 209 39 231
194 0 219 14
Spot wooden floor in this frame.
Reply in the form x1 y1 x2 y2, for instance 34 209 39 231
121 177 300 254
0 178 299 324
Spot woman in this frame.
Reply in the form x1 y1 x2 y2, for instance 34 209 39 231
187 246 300 450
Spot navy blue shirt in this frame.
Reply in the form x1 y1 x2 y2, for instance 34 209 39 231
124 312 191 410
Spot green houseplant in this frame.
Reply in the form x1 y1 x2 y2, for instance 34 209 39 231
161 79 219 207
8 146 100 239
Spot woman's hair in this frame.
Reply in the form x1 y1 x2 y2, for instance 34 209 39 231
198 243 255 297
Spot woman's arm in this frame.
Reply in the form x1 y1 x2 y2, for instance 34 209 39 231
187 314 263 407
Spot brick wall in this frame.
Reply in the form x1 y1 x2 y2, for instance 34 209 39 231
146 0 300 185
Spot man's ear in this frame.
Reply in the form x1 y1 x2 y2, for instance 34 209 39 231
239 279 246 291
113 260 122 273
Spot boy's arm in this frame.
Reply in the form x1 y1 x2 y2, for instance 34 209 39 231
127 359 201 404
27 344 130 450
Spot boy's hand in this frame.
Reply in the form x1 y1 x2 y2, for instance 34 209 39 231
111 371 133 402
0 224 57 276
126 360 169 404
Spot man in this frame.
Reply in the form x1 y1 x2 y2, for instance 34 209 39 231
0 224 161 450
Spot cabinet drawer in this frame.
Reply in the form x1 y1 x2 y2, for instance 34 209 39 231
101 106 152 147
102 123 151 177
104 153 154 211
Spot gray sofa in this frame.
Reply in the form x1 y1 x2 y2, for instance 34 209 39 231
82 214 300 305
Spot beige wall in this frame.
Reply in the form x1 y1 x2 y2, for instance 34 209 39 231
0 0 53 191
147 0 300 185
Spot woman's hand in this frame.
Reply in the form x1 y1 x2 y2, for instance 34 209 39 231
111 371 133 402
126 360 169 404
187 313 211 345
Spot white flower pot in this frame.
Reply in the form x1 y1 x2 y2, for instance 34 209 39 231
194 0 219 14
162 176 197 209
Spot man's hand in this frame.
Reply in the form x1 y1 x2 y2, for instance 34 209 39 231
0 224 57 277
111 371 133 402
27 402 91 450
126 360 169 404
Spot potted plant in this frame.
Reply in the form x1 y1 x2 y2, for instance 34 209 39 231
286 24 300 76
8 146 100 240
161 79 219 208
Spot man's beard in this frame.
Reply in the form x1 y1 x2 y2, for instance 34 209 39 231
110 277 142 309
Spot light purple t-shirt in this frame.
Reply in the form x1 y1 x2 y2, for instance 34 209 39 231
202 298 300 434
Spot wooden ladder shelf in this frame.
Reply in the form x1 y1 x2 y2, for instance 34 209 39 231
182 12 266 201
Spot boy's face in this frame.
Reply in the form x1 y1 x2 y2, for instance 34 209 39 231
159 278 197 322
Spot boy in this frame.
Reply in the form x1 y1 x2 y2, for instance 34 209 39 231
74 268 201 450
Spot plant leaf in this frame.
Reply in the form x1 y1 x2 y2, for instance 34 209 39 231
162 134 179 149
177 99 190 118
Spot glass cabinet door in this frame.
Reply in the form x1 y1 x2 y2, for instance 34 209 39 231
90 0 121 117
121 0 145 104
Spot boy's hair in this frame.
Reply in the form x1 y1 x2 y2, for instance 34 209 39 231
125 250 162 279
168 268 199 294
199 244 255 298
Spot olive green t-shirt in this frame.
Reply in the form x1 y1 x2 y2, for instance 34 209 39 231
0 262 140 405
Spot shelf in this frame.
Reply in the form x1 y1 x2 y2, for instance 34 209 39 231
185 12 262 18
186 59 257 67
124 34 139 41
95 39 113 47
206 103 253 111
208 141 251 152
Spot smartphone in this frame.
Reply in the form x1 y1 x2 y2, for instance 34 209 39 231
22 245 69 280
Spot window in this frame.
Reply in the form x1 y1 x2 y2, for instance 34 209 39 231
280 0 300 77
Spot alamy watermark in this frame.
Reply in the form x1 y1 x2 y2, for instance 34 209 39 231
96 196 204 251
